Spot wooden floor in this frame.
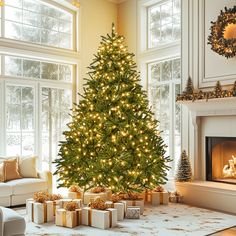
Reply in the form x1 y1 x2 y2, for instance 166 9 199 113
209 227 236 236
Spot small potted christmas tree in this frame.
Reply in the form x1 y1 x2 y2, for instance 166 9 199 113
175 150 192 182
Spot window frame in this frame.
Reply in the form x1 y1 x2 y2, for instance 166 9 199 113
0 0 79 172
138 0 182 177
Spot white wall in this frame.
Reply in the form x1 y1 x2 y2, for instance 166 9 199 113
79 0 118 93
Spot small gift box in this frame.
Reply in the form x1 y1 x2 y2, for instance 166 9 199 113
105 201 125 221
68 185 83 199
152 186 169 206
123 199 144 214
56 208 82 228
169 191 183 203
27 201 54 224
58 199 82 209
82 207 117 229
125 207 140 219
50 194 63 216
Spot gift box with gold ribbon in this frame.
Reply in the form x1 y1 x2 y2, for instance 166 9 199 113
83 187 109 205
27 201 54 224
68 185 83 199
152 186 169 206
105 201 125 221
58 199 82 209
56 208 82 228
169 191 183 203
81 207 117 229
82 198 117 229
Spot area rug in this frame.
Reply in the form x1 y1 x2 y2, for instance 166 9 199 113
16 203 236 236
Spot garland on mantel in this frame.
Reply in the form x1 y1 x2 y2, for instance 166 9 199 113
176 77 236 102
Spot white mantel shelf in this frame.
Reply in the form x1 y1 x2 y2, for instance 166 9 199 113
178 97 236 116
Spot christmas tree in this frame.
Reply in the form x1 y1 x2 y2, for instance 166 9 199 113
184 76 194 95
175 150 192 182
54 24 171 193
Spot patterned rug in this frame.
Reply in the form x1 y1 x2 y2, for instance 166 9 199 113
15 203 236 236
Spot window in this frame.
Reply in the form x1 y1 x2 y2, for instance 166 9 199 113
0 0 78 174
3 0 73 49
148 0 181 48
139 0 181 176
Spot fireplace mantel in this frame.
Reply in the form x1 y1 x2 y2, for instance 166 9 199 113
178 97 236 116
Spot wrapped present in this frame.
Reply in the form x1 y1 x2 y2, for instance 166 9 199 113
58 199 82 209
122 199 144 214
68 185 83 199
84 191 108 205
56 208 82 228
105 201 125 221
169 191 183 203
26 198 34 214
125 207 140 219
27 201 54 224
82 207 117 229
152 186 169 206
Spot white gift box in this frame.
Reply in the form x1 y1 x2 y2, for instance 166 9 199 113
152 191 169 206
82 207 117 229
56 208 82 228
126 207 140 219
83 192 107 205
122 199 144 214
58 199 82 209
68 191 83 199
105 201 125 221
27 201 54 224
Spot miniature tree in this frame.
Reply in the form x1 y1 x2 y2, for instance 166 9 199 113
54 24 171 193
184 76 194 94
175 150 192 182
214 81 223 98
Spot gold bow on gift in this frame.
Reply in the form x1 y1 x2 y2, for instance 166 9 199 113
69 185 81 193
64 201 79 211
122 191 143 200
90 186 106 193
33 191 50 203
50 194 62 201
88 198 107 210
111 194 122 203
153 186 164 192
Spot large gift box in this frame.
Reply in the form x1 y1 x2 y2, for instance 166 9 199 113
56 208 82 228
27 200 54 224
82 207 117 229
122 199 144 215
105 201 125 221
58 199 82 209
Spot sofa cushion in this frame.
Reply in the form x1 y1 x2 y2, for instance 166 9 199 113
6 178 48 195
0 183 12 197
18 156 38 178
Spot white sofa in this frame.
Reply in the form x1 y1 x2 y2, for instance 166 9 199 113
0 171 52 207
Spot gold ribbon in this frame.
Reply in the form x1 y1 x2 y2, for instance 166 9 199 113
107 210 112 228
160 192 163 204
44 203 47 223
31 203 34 222
53 202 57 216
62 211 66 227
76 210 82 225
88 209 92 226
145 190 152 203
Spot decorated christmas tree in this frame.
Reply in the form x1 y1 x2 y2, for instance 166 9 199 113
175 150 192 182
54 24 171 193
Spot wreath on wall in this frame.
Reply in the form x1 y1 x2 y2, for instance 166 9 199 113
208 6 236 59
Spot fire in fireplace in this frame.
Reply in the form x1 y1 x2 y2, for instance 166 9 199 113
206 137 236 184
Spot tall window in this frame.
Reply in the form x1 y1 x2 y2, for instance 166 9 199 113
0 0 78 172
139 0 181 176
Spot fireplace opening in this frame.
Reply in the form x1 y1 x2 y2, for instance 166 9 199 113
206 137 236 184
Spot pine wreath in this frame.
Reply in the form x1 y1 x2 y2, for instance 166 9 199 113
208 6 236 59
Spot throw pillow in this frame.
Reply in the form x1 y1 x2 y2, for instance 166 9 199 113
18 156 38 178
4 158 22 181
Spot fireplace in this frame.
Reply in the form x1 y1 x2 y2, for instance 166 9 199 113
206 136 236 184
